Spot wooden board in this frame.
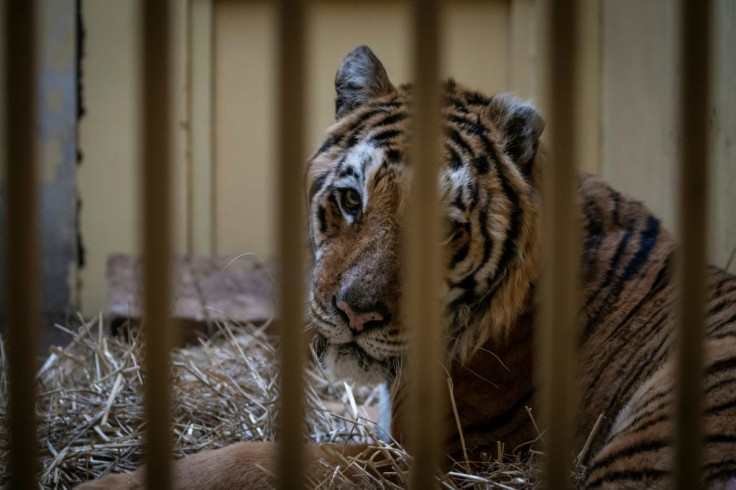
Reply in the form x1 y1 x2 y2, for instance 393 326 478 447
107 254 276 343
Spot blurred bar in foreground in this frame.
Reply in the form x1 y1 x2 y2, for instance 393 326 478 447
141 1 174 488
3 1 41 487
537 0 581 488
406 0 445 488
275 0 307 489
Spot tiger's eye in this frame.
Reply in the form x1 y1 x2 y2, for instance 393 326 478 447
340 188 362 213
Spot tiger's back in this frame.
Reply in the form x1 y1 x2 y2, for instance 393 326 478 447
436 172 736 488
575 174 736 488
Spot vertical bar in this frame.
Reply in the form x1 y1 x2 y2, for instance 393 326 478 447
276 0 306 488
538 0 580 488
142 1 173 488
3 1 41 488
674 0 711 488
406 0 444 488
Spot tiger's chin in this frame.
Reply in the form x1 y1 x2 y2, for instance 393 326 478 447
321 342 393 385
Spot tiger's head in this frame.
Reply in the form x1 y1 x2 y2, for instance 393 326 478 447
307 46 544 384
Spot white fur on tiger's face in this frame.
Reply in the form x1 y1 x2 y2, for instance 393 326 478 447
305 46 736 488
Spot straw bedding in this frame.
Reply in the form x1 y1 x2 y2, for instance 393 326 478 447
0 317 545 489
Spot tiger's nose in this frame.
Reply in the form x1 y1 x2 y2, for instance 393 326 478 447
334 298 388 334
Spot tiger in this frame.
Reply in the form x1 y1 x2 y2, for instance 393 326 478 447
81 45 736 489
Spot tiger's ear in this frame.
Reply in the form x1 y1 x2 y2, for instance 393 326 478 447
487 94 545 176
335 46 395 119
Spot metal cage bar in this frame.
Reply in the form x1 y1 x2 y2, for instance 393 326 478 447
275 0 307 488
674 0 712 488
406 0 445 488
3 1 41 488
538 0 581 488
141 1 174 488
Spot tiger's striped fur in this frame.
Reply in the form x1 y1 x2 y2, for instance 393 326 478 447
308 46 736 488
79 45 736 490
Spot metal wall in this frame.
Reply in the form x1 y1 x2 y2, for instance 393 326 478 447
0 0 78 348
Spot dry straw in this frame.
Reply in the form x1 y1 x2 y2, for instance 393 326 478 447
0 316 551 489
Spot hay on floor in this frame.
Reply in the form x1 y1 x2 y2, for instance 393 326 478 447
0 317 542 489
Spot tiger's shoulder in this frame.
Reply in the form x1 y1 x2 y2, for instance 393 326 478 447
574 172 736 487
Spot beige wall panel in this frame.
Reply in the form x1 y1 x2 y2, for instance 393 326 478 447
710 0 736 268
171 0 190 256
78 0 142 315
602 0 735 268
576 0 601 174
443 1 509 94
79 0 188 315
213 1 277 256
536 0 604 174
189 0 215 255
213 1 513 257
509 0 538 100
308 1 510 149
602 0 680 232
306 1 410 151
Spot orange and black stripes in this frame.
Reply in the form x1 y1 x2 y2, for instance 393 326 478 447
303 47 735 489
587 332 736 488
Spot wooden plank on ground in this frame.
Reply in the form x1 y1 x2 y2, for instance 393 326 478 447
107 254 276 342
194 256 275 325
